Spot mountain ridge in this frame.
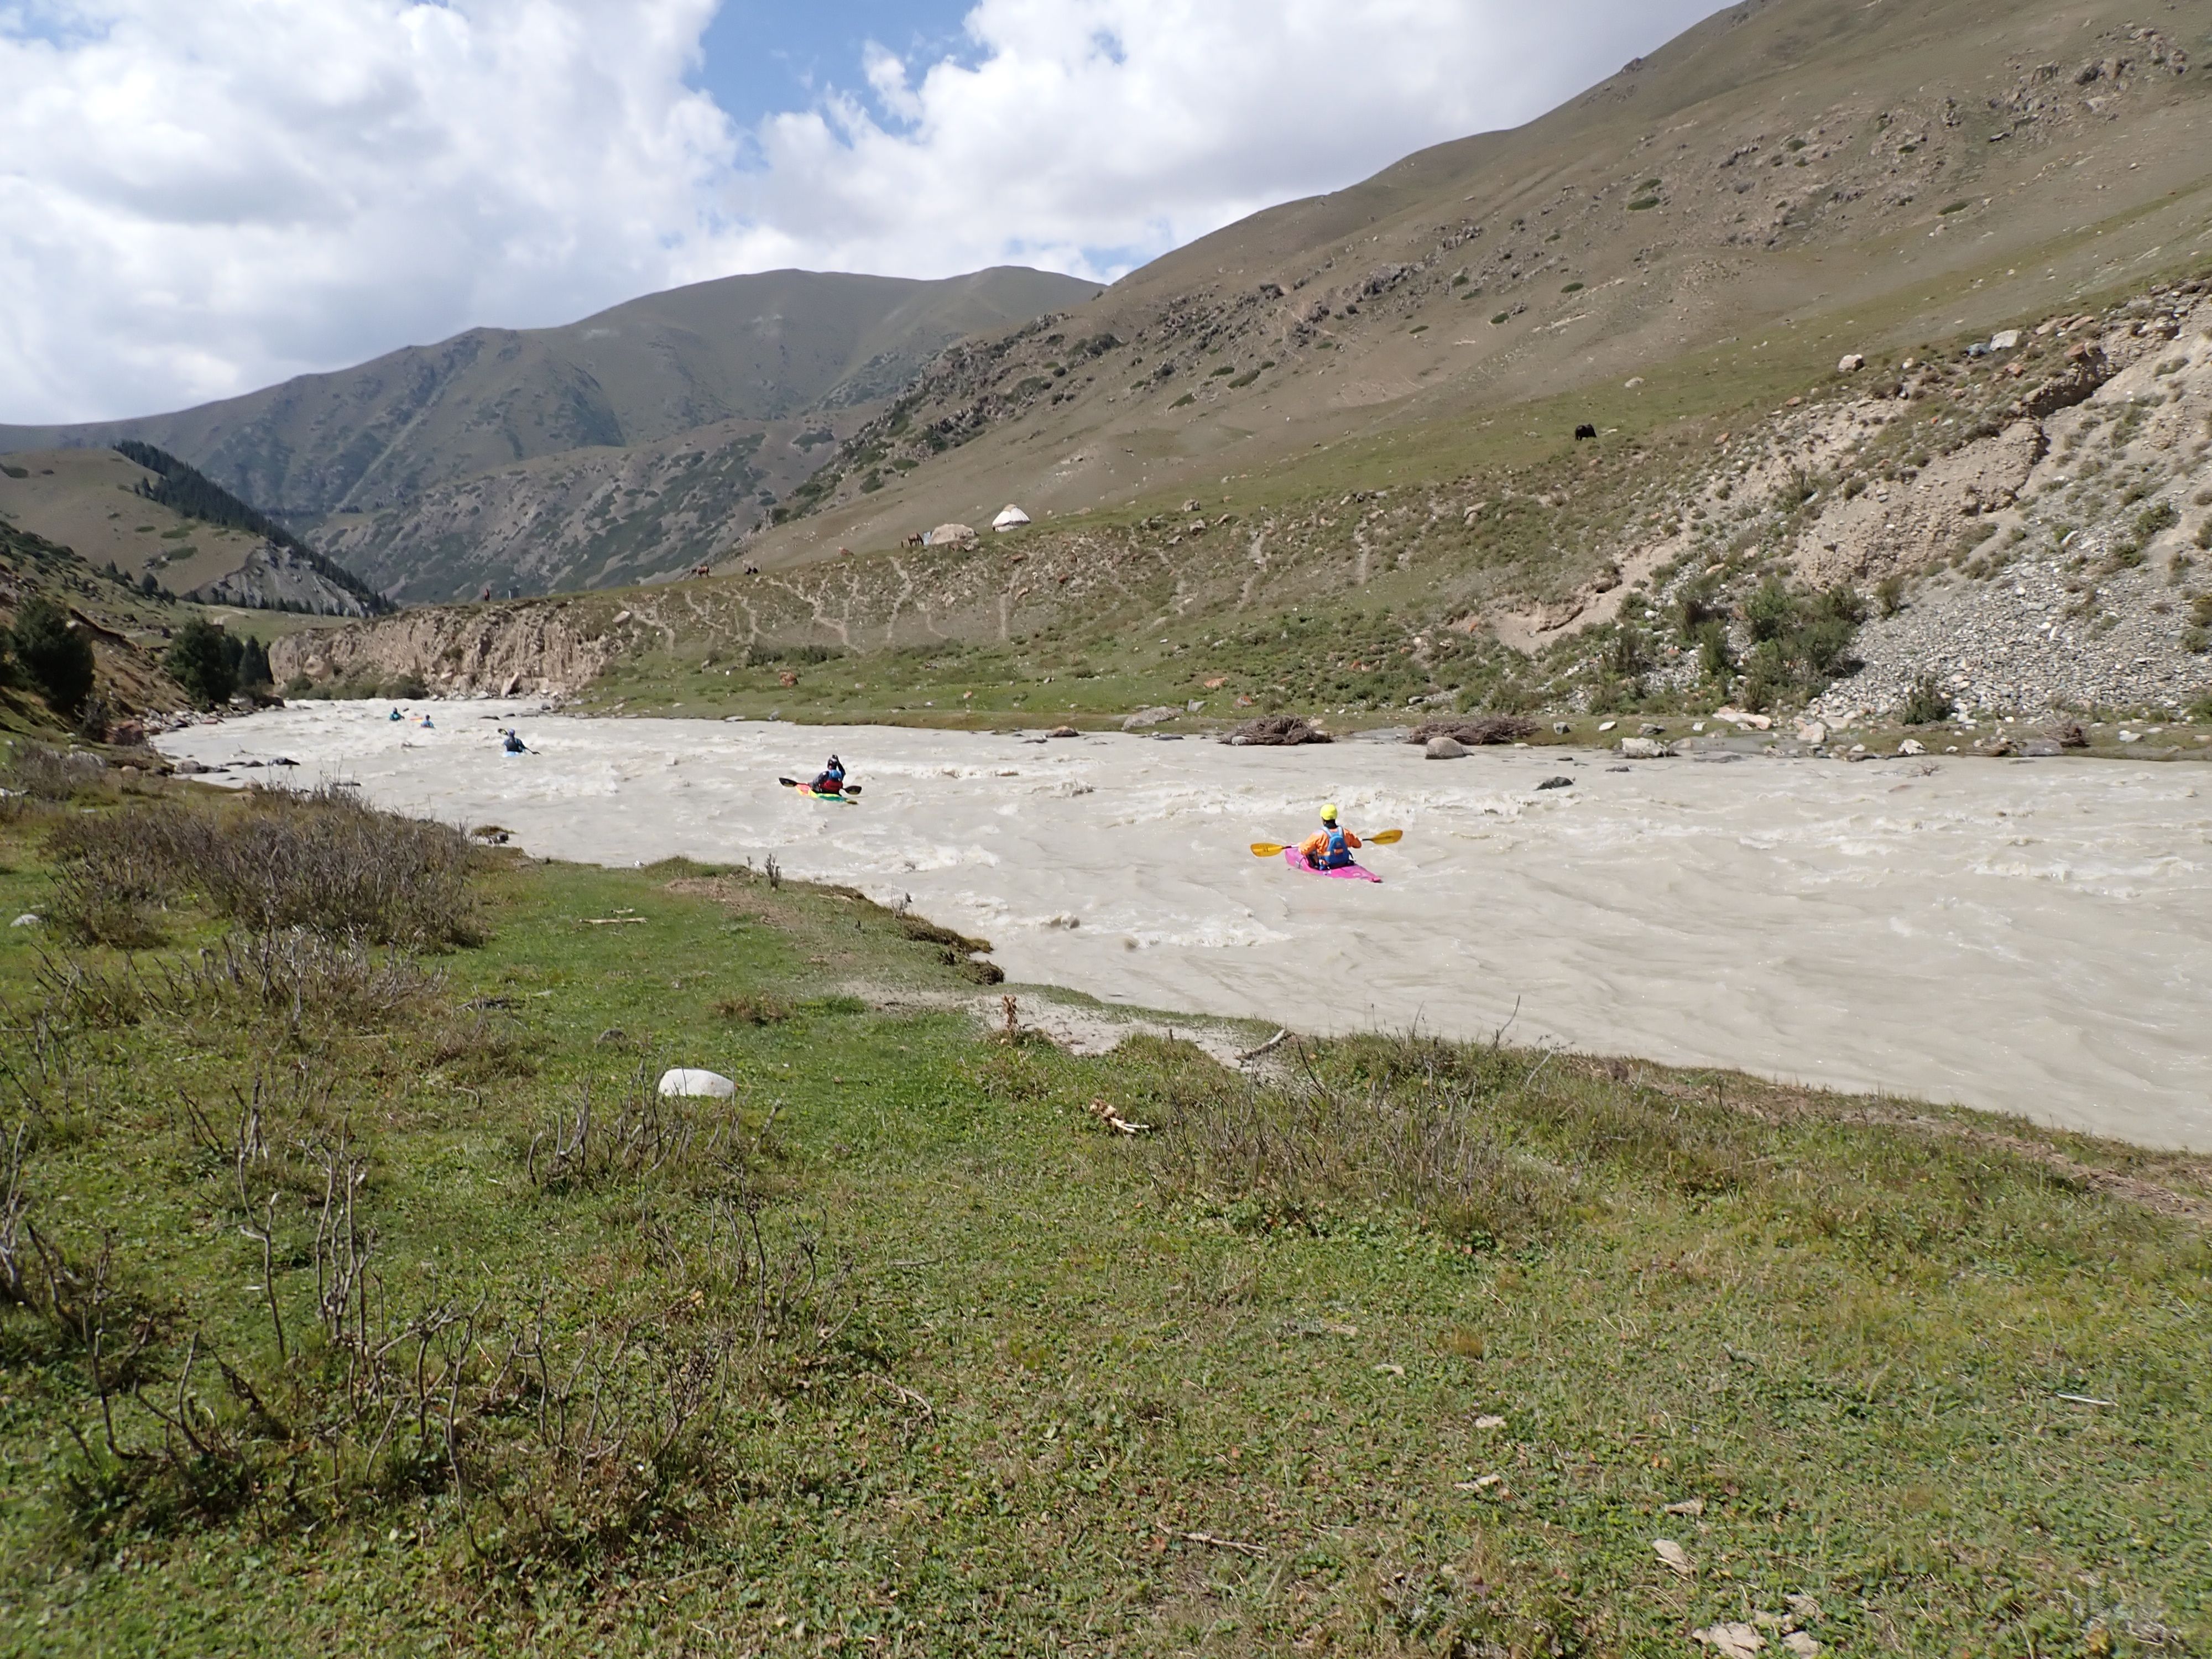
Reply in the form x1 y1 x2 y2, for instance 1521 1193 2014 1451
0 265 1100 601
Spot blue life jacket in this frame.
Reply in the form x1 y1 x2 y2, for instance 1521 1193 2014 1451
1321 826 1352 869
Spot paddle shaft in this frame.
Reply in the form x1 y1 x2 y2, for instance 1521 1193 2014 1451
1250 828 1402 857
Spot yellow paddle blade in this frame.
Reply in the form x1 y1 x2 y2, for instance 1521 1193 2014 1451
1250 842 1288 858
1368 828 1404 845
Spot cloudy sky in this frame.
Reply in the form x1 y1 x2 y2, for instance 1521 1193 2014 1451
0 0 1720 424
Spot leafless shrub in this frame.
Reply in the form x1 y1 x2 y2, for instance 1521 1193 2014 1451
1221 714 1333 745
3 743 107 804
1407 715 1538 747
43 787 479 950
524 1065 752 1193
47 1132 859 1562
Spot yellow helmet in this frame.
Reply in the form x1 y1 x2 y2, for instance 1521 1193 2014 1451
1320 802 1339 822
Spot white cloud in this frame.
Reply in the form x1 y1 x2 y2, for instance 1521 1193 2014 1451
0 0 741 421
1 0 1720 424
731 0 1721 281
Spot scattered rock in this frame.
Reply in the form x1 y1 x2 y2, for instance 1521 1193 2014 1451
1713 707 1773 731
1990 330 2021 351
11 914 42 928
1425 736 1469 759
1653 1538 1694 1577
1663 1497 1705 1516
1638 722 1666 737
1624 375 1646 388
1473 1415 1507 1430
1782 1635 1822 1658
1597 719 1618 733
1794 721 1828 746
2021 737 2065 757
1618 738 1670 759
1222 715 1332 746
1552 721 1570 734
1897 738 1927 756
657 1068 737 1100
1837 352 1866 373
1047 726 1081 739
1693 1623 1765 1657
173 758 208 775
1122 705 1181 730
1535 775 1573 790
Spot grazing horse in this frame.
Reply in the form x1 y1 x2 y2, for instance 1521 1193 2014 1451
1574 424 1598 441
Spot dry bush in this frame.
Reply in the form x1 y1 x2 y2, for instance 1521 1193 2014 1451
43 787 478 949
3 743 108 804
1407 715 1538 746
1127 1032 1762 1248
1220 714 1332 745
713 993 792 1025
523 1067 753 1194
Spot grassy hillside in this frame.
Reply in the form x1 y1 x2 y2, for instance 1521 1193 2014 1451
0 447 383 618
0 776 2204 1654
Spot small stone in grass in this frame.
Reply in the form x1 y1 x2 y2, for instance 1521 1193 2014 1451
1473 1415 1506 1430
1653 1538 1694 1577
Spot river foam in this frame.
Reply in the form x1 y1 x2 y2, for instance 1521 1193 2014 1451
156 703 2212 1149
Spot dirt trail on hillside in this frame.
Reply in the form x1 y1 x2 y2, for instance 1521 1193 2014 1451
158 706 2212 1150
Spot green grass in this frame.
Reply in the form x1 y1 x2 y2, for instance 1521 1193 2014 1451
2 784 2207 1655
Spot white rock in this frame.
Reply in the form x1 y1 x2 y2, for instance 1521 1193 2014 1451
1795 721 1828 745
1597 719 1618 732
1618 737 1670 759
1425 736 1469 759
1837 353 1866 373
658 1068 737 1100
11 914 42 928
1693 1623 1764 1657
1624 376 1646 388
1897 738 1927 756
2118 730 2139 743
1991 330 2021 351
1653 1538 1694 1576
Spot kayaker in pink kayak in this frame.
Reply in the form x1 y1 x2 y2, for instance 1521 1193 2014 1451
1297 803 1363 872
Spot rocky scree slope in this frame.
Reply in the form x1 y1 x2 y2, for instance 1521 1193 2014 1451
755 0 2206 565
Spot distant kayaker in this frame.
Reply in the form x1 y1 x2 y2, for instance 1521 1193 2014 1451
810 755 847 796
502 728 528 754
1298 802 1363 871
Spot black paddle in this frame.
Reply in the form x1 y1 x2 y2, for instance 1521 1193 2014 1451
778 777 862 795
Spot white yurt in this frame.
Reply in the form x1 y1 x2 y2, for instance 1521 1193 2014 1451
992 504 1032 532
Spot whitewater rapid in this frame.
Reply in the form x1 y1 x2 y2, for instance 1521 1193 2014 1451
156 703 2212 1150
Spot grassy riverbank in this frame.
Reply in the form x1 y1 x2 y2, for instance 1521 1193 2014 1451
1 768 2206 1656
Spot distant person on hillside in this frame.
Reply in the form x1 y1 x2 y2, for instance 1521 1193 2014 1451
810 755 847 795
1297 802 1362 871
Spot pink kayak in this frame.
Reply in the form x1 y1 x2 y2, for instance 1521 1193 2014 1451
1281 847 1381 883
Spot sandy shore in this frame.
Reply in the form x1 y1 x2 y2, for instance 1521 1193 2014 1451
156 703 2212 1150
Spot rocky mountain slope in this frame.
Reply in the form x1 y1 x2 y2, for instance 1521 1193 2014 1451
0 268 1098 603
271 270 2212 735
257 0 2212 732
